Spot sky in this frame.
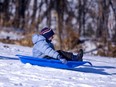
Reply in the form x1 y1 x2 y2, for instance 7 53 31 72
0 42 116 87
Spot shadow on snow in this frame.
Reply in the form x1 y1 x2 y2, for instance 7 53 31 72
0 55 116 75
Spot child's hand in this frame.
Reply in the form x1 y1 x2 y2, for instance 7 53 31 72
57 55 67 64
59 58 67 64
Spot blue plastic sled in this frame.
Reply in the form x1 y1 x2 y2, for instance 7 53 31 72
16 55 92 69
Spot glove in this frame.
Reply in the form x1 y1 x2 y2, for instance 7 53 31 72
57 55 67 64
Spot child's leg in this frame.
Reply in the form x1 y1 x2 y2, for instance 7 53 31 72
57 49 83 61
57 50 73 61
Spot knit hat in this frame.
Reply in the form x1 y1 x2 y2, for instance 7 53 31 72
40 27 54 39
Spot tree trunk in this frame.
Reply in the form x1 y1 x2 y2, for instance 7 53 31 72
2 0 9 26
96 0 110 41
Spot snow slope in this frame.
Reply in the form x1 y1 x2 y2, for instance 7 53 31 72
0 42 116 87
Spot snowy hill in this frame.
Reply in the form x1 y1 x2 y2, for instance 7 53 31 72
0 42 116 87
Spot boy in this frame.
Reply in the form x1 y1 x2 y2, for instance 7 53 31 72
32 27 83 64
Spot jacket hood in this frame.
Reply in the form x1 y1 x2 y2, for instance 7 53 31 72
32 34 45 44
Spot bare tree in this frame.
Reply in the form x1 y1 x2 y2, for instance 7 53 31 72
13 0 28 30
0 0 10 26
96 0 110 42
78 0 87 36
110 0 116 43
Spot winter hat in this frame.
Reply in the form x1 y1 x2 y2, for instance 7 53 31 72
40 27 54 39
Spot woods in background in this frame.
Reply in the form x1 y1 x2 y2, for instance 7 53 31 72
0 0 116 57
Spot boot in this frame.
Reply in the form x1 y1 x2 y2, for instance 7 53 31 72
72 49 83 61
77 49 83 61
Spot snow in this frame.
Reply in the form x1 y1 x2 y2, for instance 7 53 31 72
0 31 24 40
0 42 116 87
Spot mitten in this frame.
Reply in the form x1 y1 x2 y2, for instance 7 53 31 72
57 55 67 64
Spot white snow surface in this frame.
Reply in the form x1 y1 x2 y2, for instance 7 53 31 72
0 42 116 87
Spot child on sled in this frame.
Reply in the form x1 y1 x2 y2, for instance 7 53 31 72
32 27 83 64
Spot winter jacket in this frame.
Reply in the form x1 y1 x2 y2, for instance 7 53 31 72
32 34 59 59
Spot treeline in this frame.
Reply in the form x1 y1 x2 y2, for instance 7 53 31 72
0 0 116 56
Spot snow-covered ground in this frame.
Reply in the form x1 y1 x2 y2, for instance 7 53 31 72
0 42 116 87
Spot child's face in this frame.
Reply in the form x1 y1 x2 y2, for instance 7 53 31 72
49 36 54 41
